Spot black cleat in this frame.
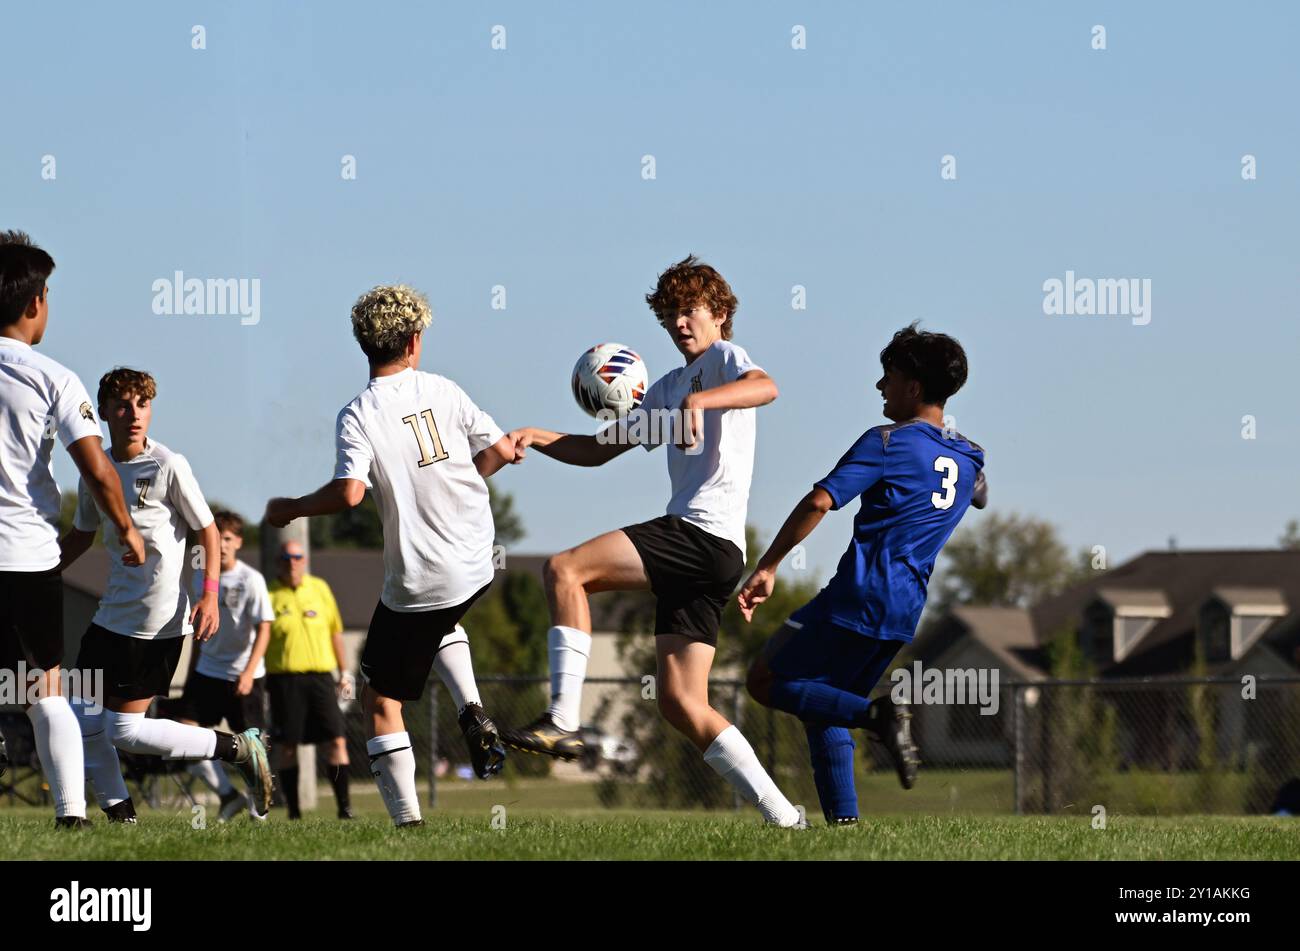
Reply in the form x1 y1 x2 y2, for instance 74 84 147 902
830 816 859 826
54 816 91 829
501 712 584 762
458 703 507 779
104 799 138 824
338 806 356 820
865 696 921 790
397 818 425 828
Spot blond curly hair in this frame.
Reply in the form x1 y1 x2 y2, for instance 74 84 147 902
350 284 432 362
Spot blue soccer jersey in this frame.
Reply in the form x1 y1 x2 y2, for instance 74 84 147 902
791 418 985 642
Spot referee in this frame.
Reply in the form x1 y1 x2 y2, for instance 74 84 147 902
266 540 354 820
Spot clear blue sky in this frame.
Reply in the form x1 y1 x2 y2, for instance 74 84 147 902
4 2 1297 583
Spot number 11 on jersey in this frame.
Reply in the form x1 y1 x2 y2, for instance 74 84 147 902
402 409 450 466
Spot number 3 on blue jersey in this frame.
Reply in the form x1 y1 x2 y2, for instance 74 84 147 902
932 455 958 510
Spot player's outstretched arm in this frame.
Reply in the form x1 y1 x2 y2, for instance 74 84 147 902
265 478 365 527
971 470 988 509
66 435 145 566
474 434 524 478
737 486 834 622
509 427 635 468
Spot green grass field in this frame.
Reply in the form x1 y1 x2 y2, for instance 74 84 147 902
3 785 1297 860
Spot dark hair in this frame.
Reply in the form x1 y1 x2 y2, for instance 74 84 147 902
0 230 55 328
212 510 244 537
645 255 738 340
879 323 968 406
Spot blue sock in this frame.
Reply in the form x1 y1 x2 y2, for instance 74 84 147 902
806 724 857 822
769 677 874 729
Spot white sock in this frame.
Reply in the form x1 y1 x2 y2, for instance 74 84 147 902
703 725 802 827
546 625 590 732
188 759 234 795
106 711 217 760
432 625 480 713
28 696 87 819
366 732 421 826
71 698 130 809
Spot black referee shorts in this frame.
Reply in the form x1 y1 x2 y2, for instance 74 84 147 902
266 672 344 745
0 567 65 673
621 515 745 647
361 581 492 702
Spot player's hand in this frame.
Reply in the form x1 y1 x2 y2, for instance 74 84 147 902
737 567 776 623
264 497 296 528
235 670 255 697
507 429 533 463
676 395 704 451
191 590 220 641
118 525 146 567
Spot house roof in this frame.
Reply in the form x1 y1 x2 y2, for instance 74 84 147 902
1032 549 1300 672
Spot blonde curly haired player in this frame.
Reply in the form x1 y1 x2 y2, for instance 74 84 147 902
265 284 520 826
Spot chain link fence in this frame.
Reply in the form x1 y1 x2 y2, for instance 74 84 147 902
327 675 1300 818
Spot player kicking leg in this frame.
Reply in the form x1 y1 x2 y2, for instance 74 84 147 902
503 256 803 827
59 369 272 821
266 284 516 827
0 231 146 827
738 325 987 824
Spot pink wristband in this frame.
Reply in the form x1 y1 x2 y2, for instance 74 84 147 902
204 578 220 594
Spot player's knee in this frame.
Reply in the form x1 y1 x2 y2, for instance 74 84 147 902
543 552 579 593
656 690 702 734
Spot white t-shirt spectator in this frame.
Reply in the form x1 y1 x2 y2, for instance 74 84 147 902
191 559 274 681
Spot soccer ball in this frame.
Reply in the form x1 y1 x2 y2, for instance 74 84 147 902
571 343 648 418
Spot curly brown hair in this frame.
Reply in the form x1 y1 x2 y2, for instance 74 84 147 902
644 255 738 340
97 367 157 409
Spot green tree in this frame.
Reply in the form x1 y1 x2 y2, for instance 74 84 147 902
930 511 1091 614
1279 519 1300 550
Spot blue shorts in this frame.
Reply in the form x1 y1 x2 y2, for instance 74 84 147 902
763 615 902 698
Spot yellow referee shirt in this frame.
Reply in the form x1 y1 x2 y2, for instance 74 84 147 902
266 575 343 675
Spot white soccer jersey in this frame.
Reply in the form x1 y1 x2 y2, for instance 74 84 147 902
191 559 274 681
622 339 762 557
75 438 214 638
0 337 102 571
333 368 504 612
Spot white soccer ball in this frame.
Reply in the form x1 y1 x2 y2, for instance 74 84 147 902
571 343 648 419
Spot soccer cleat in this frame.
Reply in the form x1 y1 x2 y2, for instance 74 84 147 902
830 816 859 826
338 806 355 820
54 816 91 829
864 696 921 790
500 712 584 762
458 702 507 779
218 789 246 823
397 818 425 829
104 799 138 824
231 728 274 815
